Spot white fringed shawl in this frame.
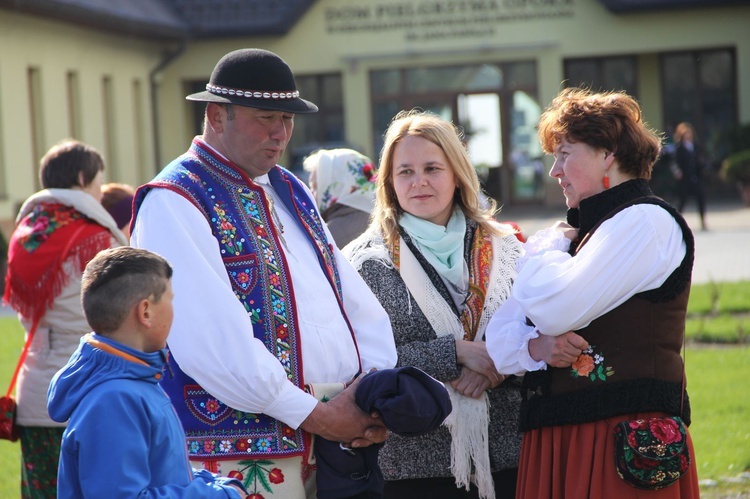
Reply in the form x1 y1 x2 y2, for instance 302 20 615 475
346 223 518 498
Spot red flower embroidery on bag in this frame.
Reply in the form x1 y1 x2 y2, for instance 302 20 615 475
649 417 683 444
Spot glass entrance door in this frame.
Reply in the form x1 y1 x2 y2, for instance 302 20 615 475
371 60 541 205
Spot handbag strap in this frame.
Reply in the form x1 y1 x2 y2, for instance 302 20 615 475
4 222 91 397
680 334 687 415
4 319 40 397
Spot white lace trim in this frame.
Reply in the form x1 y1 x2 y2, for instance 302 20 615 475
400 232 520 499
516 227 571 272
345 228 521 499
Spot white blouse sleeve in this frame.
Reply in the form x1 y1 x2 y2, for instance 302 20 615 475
299 179 397 373
513 204 687 336
131 189 318 429
485 295 547 375
335 247 398 372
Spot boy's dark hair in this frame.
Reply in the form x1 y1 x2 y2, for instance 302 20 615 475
81 247 173 335
39 139 104 189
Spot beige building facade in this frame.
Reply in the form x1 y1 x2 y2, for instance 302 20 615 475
1 0 749 235
0 7 173 234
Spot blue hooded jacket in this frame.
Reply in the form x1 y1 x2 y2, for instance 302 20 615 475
47 333 243 498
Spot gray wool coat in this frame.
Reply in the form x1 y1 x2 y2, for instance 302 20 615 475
345 221 523 482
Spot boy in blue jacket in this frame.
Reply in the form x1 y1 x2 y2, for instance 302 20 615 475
47 247 246 498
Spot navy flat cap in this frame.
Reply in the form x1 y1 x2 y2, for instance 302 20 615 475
355 366 452 437
315 367 451 499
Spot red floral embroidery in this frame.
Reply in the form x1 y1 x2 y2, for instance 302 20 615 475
570 346 615 381
572 354 595 377
205 399 220 413
268 468 284 484
649 418 683 444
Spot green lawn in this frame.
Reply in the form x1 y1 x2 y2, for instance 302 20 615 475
687 346 750 484
686 280 750 344
0 280 748 497
0 317 24 498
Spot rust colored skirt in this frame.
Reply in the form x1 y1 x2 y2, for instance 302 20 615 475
516 411 700 499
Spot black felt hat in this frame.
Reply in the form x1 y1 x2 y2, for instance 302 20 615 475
186 48 318 114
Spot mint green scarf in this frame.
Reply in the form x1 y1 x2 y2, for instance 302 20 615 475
399 208 467 289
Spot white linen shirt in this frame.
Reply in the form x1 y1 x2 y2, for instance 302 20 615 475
486 204 687 376
131 175 396 430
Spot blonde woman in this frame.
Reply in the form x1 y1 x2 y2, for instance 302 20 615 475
344 110 522 499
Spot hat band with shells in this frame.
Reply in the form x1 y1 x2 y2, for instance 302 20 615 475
206 83 300 100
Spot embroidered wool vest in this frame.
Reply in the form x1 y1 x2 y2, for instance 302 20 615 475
133 138 348 459
520 181 694 432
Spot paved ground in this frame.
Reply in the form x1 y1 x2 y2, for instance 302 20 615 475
499 198 750 285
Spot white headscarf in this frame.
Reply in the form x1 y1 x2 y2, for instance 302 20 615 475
303 148 377 214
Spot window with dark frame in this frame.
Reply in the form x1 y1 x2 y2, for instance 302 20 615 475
287 73 346 177
563 55 638 97
660 47 736 164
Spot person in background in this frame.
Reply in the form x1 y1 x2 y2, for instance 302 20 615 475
3 139 128 498
485 87 700 498
101 182 136 239
344 109 523 499
130 48 396 497
303 148 377 247
47 247 246 498
672 122 708 230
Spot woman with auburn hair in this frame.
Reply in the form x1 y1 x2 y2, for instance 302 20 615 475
345 109 523 499
486 87 700 498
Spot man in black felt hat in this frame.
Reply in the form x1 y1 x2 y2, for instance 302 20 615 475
130 48 396 497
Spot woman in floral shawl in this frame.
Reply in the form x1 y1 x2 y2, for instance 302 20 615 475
3 140 127 498
303 148 377 247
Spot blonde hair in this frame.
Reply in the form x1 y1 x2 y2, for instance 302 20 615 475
371 109 502 250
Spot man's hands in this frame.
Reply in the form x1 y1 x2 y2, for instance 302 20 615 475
299 373 387 449
529 331 589 368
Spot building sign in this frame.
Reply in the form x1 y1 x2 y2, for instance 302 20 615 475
325 0 575 41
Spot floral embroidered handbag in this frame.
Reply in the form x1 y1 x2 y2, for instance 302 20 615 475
0 319 38 442
0 395 18 441
613 416 690 489
613 323 691 490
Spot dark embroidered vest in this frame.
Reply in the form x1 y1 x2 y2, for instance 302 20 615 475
133 138 351 460
520 179 694 432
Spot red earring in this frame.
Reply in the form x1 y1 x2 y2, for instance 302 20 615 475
603 152 611 189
